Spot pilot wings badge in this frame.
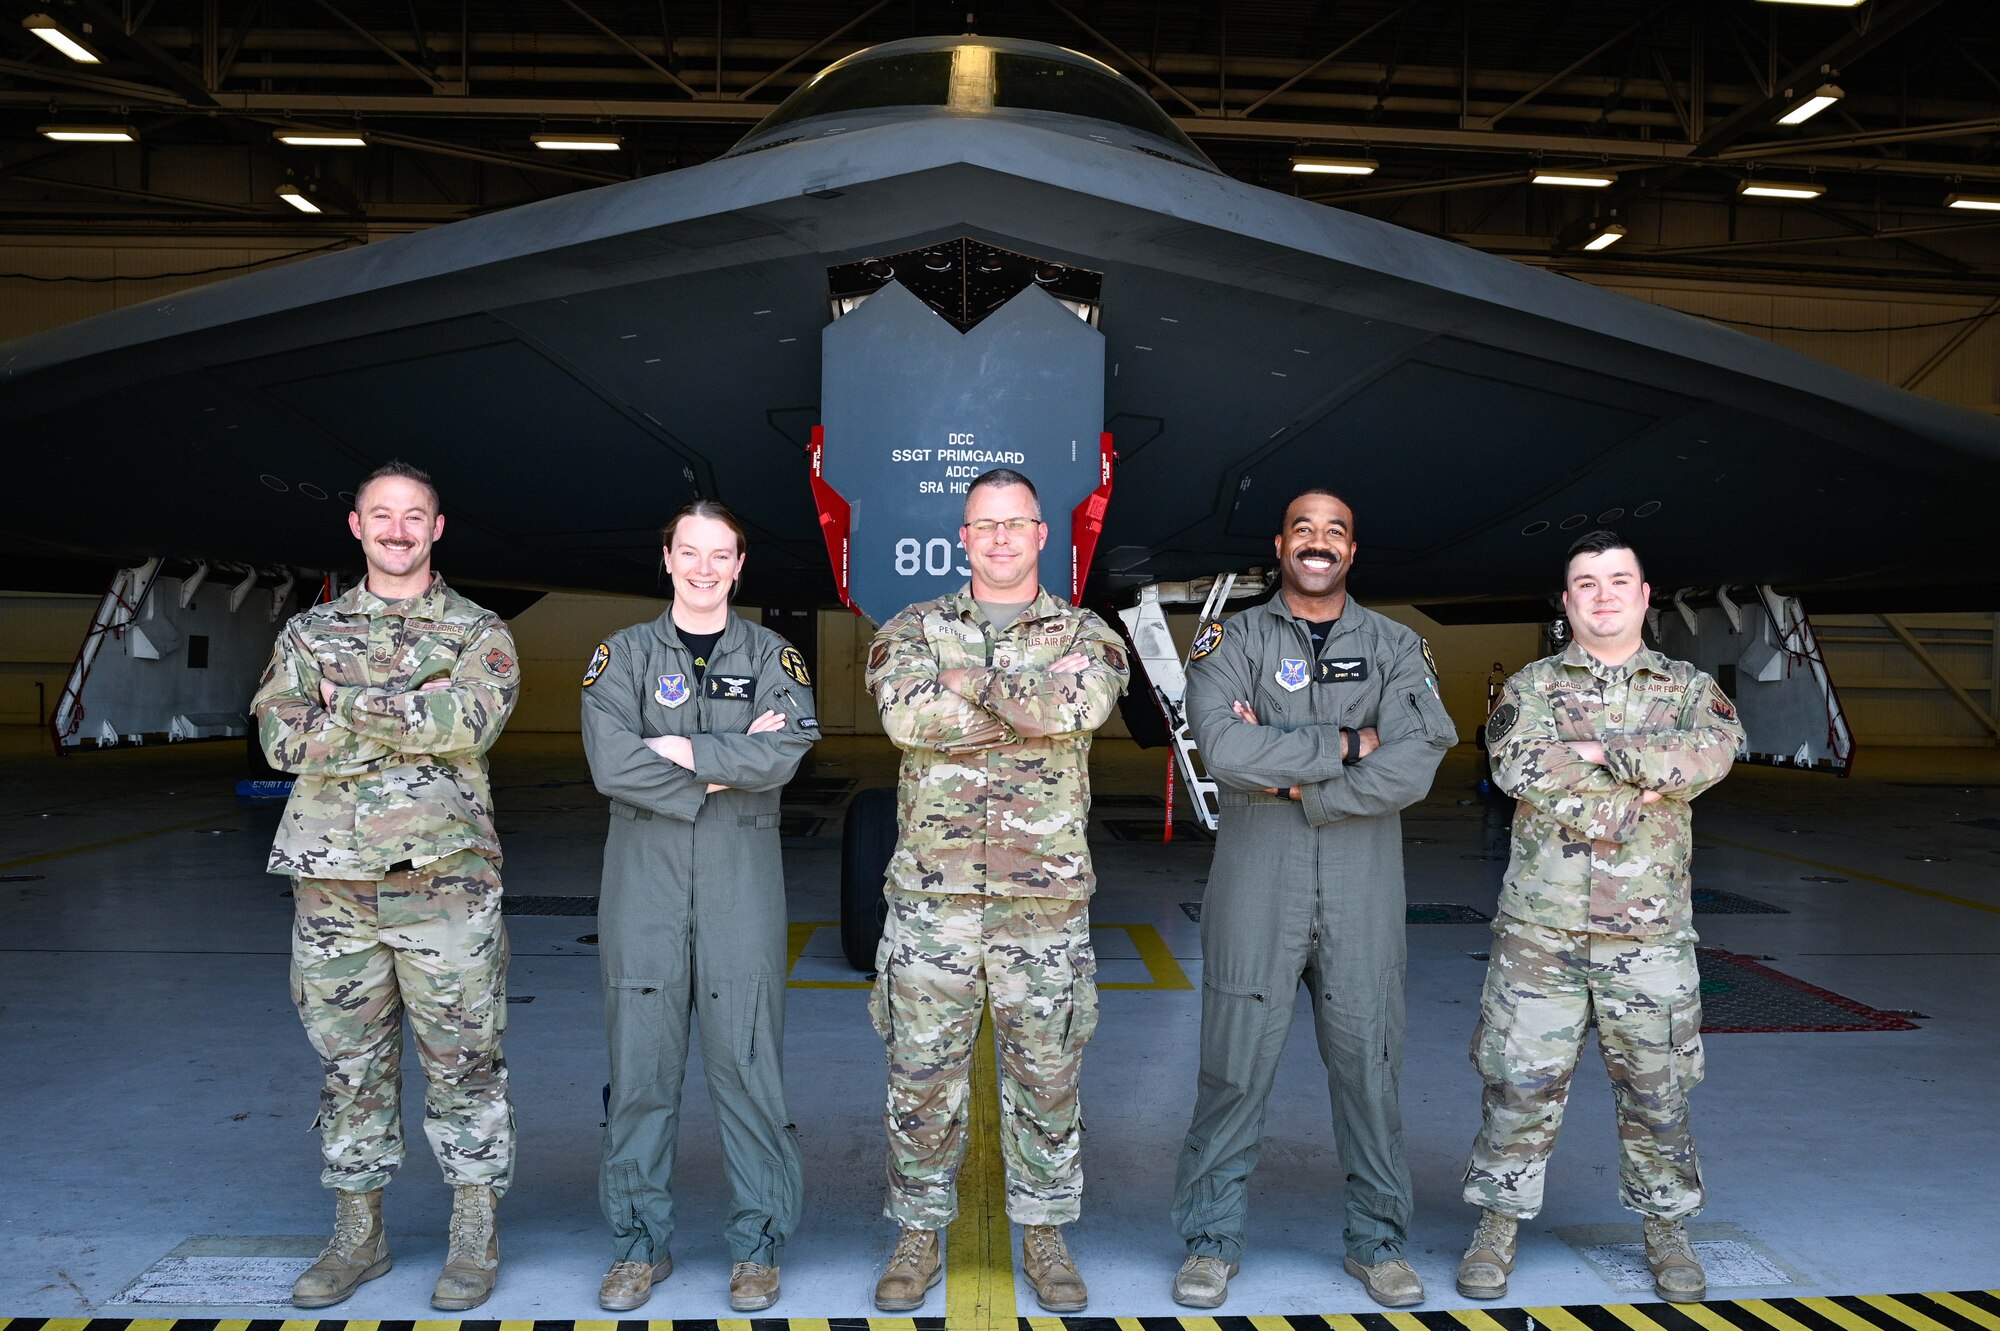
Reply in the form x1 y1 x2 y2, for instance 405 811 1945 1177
1276 658 1310 692
655 673 689 708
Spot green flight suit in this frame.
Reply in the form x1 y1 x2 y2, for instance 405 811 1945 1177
579 609 819 1267
1172 594 1455 1266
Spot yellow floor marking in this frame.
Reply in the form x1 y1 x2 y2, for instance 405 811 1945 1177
1524 1305 1603 1331
1676 1300 1759 1331
868 1319 923 1330
0 811 242 872
944 1002 1017 1330
1704 835 2000 916
1025 1317 1072 1331
1798 1297 1893 1331
1602 1303 1674 1331
1252 1316 1302 1331
1451 1308 1531 1331
787 920 817 974
1115 1318 1152 1330
1862 1294 1963 1331
1738 1298 1825 1331
1098 922 1195 990
787 1319 833 1331
1321 1314 1376 1331
1175 1317 1225 1331
1383 1312 1436 1331
1932 1293 2000 1331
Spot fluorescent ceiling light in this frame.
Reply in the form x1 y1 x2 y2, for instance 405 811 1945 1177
1532 170 1614 188
1582 223 1627 251
1737 179 1826 199
1944 192 2000 212
276 184 324 214
38 123 136 142
1291 155 1378 176
531 133 622 151
24 14 100 63
274 131 369 148
1776 84 1843 126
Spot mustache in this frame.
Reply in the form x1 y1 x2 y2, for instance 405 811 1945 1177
1293 548 1341 564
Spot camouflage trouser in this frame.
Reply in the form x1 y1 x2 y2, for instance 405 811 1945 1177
869 889 1099 1229
291 848 515 1196
1462 917 1705 1220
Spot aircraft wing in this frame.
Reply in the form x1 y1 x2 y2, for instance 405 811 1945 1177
7 112 1998 607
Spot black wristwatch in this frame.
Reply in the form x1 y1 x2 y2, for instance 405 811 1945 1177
1341 727 1361 765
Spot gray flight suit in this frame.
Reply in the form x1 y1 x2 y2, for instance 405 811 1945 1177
579 609 819 1267
1172 594 1455 1266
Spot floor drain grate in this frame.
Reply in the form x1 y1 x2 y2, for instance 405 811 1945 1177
1693 888 1788 914
502 895 597 916
1696 948 1918 1032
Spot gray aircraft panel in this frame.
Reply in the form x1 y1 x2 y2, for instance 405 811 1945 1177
4 80 1998 607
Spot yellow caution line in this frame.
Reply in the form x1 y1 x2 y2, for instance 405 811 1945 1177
1451 1308 1534 1331
1799 1296 1898 1331
0 811 242 873
1098 922 1195 991
1599 1304 1673 1331
1933 1293 2000 1331
1861 1294 1965 1331
1524 1305 1605 1331
944 1003 1016 1330
1704 835 2000 916
1671 1301 1760 1331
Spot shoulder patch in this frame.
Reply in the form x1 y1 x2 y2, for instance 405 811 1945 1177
1421 638 1439 679
582 642 610 687
1707 680 1738 723
1101 643 1128 673
1486 701 1519 746
778 645 812 688
868 641 890 673
1189 619 1223 662
482 647 515 678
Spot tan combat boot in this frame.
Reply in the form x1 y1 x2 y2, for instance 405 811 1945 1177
1642 1216 1706 1303
598 1254 671 1312
1022 1224 1087 1313
874 1227 941 1311
292 1189 391 1308
729 1260 781 1311
1456 1209 1518 1299
431 1184 500 1311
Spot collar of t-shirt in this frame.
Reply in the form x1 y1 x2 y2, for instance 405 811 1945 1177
975 598 1035 633
1302 616 1340 657
678 627 723 682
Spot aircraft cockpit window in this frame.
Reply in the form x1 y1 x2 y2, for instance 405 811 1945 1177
991 53 1203 158
751 51 955 134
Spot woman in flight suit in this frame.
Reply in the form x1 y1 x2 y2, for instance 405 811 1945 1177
580 499 819 1314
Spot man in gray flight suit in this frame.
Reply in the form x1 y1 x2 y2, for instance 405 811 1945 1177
580 499 819 1313
1170 488 1455 1310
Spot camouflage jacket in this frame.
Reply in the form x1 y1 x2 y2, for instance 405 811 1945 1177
1487 640 1744 938
251 575 519 879
868 584 1130 900
579 608 818 823
1186 594 1456 827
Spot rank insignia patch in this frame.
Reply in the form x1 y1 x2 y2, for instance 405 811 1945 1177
778 646 812 688
1190 620 1223 662
1316 657 1370 683
655 673 689 708
582 643 610 687
1487 701 1519 745
1276 658 1310 691
706 673 755 701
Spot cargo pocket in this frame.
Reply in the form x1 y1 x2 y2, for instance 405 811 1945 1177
1668 991 1705 1095
606 977 670 1084
867 933 895 1044
1062 938 1100 1053
1202 975 1281 1092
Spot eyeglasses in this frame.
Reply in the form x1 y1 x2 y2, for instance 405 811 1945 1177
965 517 1041 536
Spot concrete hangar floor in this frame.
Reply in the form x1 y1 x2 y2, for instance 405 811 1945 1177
1 726 1996 1328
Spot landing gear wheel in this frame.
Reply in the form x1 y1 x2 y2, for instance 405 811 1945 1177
840 786 897 972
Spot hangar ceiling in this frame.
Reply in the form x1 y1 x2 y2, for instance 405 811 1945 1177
1 0 1997 292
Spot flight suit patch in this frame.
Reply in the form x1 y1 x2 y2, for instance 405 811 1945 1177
1190 620 1223 662
778 646 812 687
706 674 756 701
1316 656 1370 683
1487 702 1519 745
582 642 610 687
1276 658 1310 691
655 673 689 708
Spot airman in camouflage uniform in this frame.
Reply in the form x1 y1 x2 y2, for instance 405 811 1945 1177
866 468 1129 1315
1457 530 1743 1305
251 461 520 1312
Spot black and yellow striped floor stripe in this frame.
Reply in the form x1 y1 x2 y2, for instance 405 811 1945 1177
4 1290 1996 1331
